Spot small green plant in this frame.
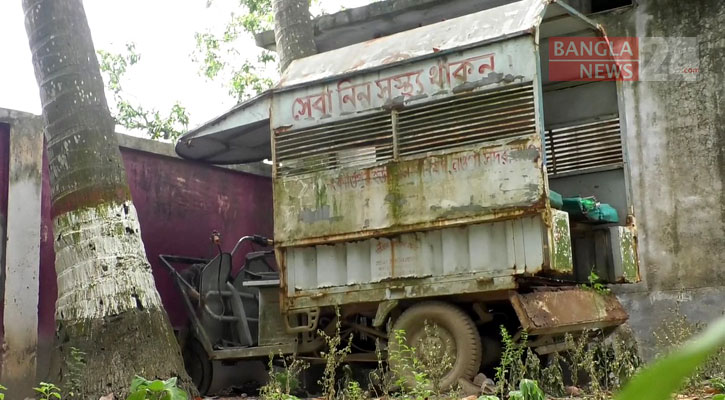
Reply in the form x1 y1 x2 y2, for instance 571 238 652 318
341 379 365 400
0 384 7 400
417 321 455 396
317 308 353 400
584 270 611 294
126 376 186 400
33 382 61 400
388 329 433 400
508 379 545 400
711 376 725 392
259 352 308 400
494 326 528 395
368 338 395 399
540 351 565 396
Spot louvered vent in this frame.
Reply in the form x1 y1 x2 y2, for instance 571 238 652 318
275 113 393 176
397 83 537 157
545 117 623 175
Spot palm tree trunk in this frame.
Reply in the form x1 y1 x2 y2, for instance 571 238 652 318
22 0 195 397
272 0 317 72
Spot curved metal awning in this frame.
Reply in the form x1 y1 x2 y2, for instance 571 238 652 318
175 91 271 164
176 0 599 165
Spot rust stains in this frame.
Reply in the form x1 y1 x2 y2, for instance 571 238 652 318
510 288 628 335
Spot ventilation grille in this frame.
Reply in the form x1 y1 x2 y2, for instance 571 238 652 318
397 84 537 157
545 117 623 175
275 113 393 176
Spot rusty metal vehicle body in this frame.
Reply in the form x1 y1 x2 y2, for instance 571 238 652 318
176 0 640 392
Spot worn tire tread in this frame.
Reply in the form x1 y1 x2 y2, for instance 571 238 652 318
389 301 482 389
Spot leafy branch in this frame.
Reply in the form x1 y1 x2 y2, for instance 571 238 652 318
98 43 190 141
192 0 276 102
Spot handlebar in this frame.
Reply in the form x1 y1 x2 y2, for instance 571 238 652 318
230 235 274 256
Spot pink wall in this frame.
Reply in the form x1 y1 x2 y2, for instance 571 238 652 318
36 146 273 353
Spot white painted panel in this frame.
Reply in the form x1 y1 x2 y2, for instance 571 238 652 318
522 216 545 272
442 227 470 274
285 216 548 291
346 240 371 285
316 244 346 287
370 237 393 282
292 247 317 290
511 219 527 274
469 220 509 273
426 230 444 276
394 234 423 277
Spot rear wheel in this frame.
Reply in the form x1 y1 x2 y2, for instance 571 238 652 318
183 338 213 395
388 301 482 390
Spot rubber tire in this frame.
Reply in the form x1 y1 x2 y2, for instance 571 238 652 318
183 338 213 395
388 301 482 389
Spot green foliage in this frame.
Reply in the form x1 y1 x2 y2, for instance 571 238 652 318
385 323 456 400
125 376 187 400
508 379 545 400
341 379 365 400
259 352 308 400
192 0 276 102
317 308 353 400
98 43 190 141
65 346 85 399
583 270 611 294
494 326 528 396
539 351 565 397
654 306 724 388
387 329 433 400
0 384 6 400
711 376 725 392
616 316 725 400
368 338 395 398
34 382 62 400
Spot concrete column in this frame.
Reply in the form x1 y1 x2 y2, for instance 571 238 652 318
0 110 44 397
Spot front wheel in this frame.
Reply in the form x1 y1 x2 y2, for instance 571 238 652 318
388 301 482 390
182 338 213 395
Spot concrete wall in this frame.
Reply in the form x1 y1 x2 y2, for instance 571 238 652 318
0 108 274 385
598 0 725 358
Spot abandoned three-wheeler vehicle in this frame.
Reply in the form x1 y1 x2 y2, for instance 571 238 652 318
172 0 639 393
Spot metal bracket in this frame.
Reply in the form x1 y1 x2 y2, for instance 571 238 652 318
373 300 399 328
284 307 321 334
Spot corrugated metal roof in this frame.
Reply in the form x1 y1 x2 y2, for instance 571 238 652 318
176 0 600 165
277 0 547 89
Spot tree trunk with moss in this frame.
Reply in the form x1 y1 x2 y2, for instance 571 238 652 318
272 0 317 72
22 0 195 397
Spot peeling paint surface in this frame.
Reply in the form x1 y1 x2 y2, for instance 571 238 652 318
1 117 44 391
551 209 573 273
275 138 545 244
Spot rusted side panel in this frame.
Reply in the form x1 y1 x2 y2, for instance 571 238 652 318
510 289 629 335
275 137 545 245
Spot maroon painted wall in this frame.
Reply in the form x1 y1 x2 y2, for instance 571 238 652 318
36 146 273 348
120 148 273 326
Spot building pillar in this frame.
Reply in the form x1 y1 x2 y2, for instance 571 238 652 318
0 110 44 398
